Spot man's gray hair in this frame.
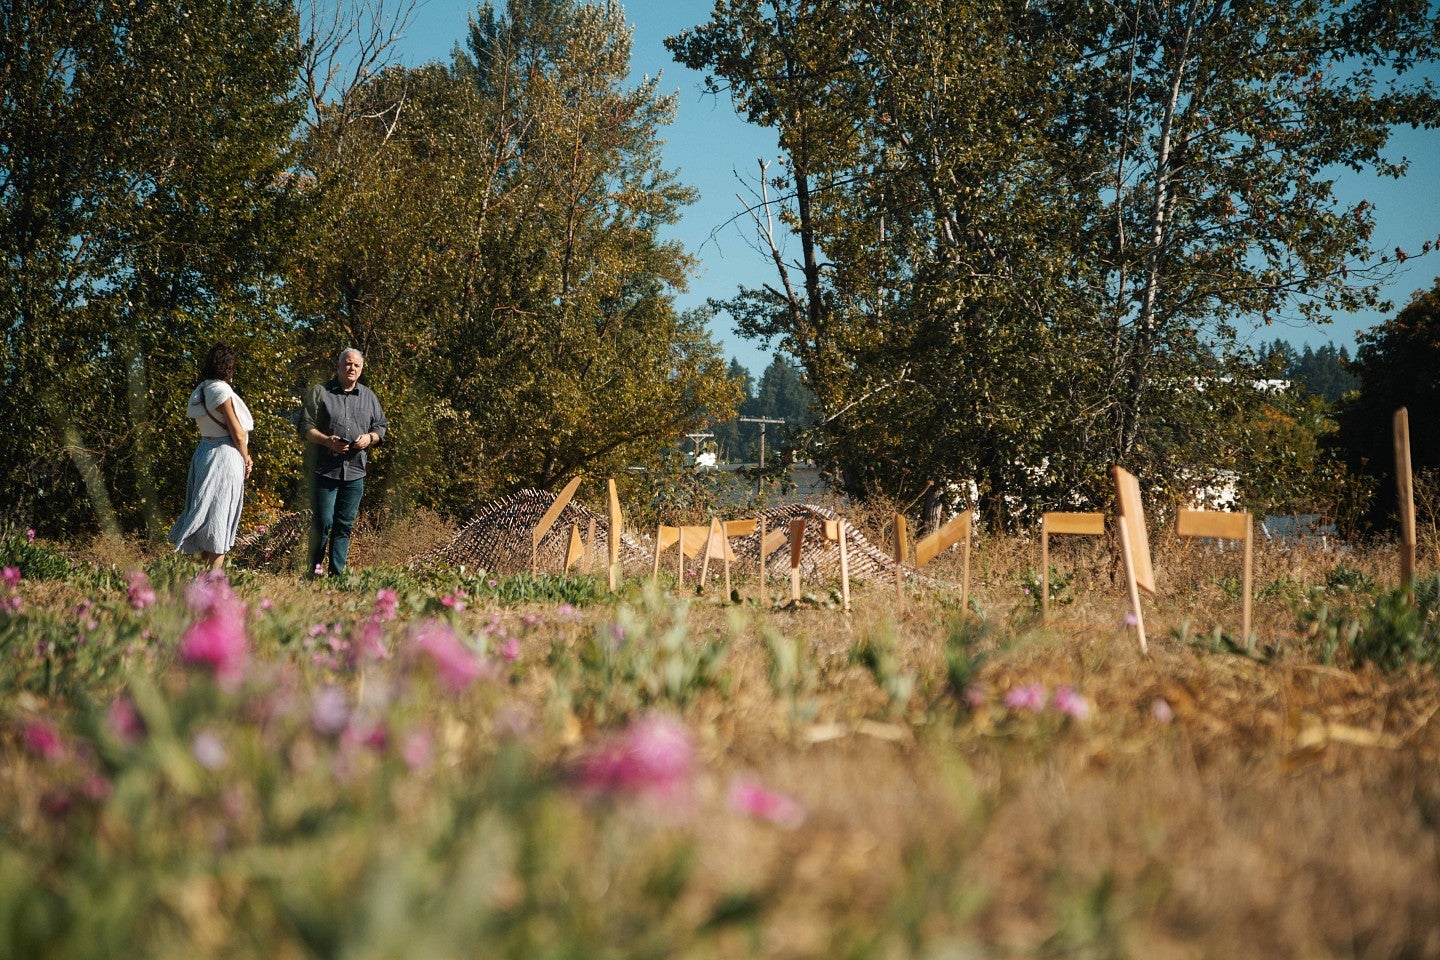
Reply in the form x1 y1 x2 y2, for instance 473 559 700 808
337 347 364 364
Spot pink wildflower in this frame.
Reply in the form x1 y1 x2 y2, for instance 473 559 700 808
1004 683 1047 712
178 577 248 687
574 713 694 800
1053 686 1091 720
373 589 399 622
400 728 433 770
191 730 228 770
963 683 987 708
411 620 492 692
728 777 805 828
23 721 64 761
184 571 232 615
106 696 146 745
1151 698 1174 723
126 570 156 610
259 597 274 612
2 567 19 589
25 529 35 542
82 773 113 804
309 685 351 738
349 617 390 666
1122 612 1139 627
498 637 520 663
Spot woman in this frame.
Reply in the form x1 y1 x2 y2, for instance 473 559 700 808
168 342 254 572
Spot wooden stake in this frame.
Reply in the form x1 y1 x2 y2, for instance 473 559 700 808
1116 513 1148 654
585 518 596 573
1242 513 1253 648
1396 408 1417 590
607 479 622 592
894 514 909 613
531 476 583 575
837 520 852 613
757 516 767 605
789 518 806 603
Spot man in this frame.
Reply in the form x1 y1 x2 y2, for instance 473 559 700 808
301 347 388 577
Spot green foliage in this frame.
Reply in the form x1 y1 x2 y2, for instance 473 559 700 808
0 531 73 582
1347 575 1440 673
849 621 916 715
551 585 729 723
670 0 1439 515
289 0 738 514
0 0 303 535
1335 278 1440 529
943 617 991 701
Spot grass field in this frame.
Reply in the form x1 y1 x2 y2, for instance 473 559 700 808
2 520 1438 959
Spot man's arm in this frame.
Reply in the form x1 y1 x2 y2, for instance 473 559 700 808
350 390 388 450
301 385 349 452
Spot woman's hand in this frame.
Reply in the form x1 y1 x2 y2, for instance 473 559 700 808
243 455 254 479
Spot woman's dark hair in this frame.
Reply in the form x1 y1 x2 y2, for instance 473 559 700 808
200 342 237 384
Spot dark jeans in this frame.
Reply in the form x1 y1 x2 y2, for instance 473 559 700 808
309 475 365 576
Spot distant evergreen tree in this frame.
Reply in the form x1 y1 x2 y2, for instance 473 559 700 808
710 355 816 464
1289 343 1357 405
711 359 754 461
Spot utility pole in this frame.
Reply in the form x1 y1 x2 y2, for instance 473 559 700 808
738 416 785 495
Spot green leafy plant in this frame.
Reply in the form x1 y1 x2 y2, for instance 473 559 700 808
551 585 729 723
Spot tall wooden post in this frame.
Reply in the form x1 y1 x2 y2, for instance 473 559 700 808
894 514 909 613
1395 408 1417 591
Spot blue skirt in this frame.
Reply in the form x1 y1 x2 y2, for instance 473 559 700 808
168 438 245 555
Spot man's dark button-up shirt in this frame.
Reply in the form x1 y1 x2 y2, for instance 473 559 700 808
301 378 388 481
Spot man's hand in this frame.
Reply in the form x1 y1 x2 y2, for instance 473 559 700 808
327 435 350 453
351 432 373 451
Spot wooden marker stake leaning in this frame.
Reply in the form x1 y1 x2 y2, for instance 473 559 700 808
833 519 852 613
607 479 623 593
913 510 973 609
1395 407 1417 591
1111 466 1155 655
757 516 767 603
565 523 585 570
531 476 583 576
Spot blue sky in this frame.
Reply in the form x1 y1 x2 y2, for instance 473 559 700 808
395 0 1440 374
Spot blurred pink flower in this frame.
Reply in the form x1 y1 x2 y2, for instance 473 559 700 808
728 777 805 828
963 683 987 708
373 589 399 622
400 728 433 770
191 730 228 770
1004 683 1047 712
309 685 351 738
349 617 390 666
25 529 35 542
1122 612 1139 627
259 597 274 612
498 638 520 663
3 595 22 613
411 620 493 692
1053 686 1091 720
1151 698 1174 723
440 593 466 613
106 696 146 745
178 579 248 687
126 570 156 610
185 571 233 615
2 567 19 589
574 713 694 800
23 721 64 761
39 788 73 820
314 564 324 576
82 773 113 804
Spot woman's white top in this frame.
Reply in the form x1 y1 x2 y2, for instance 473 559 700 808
188 380 254 439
